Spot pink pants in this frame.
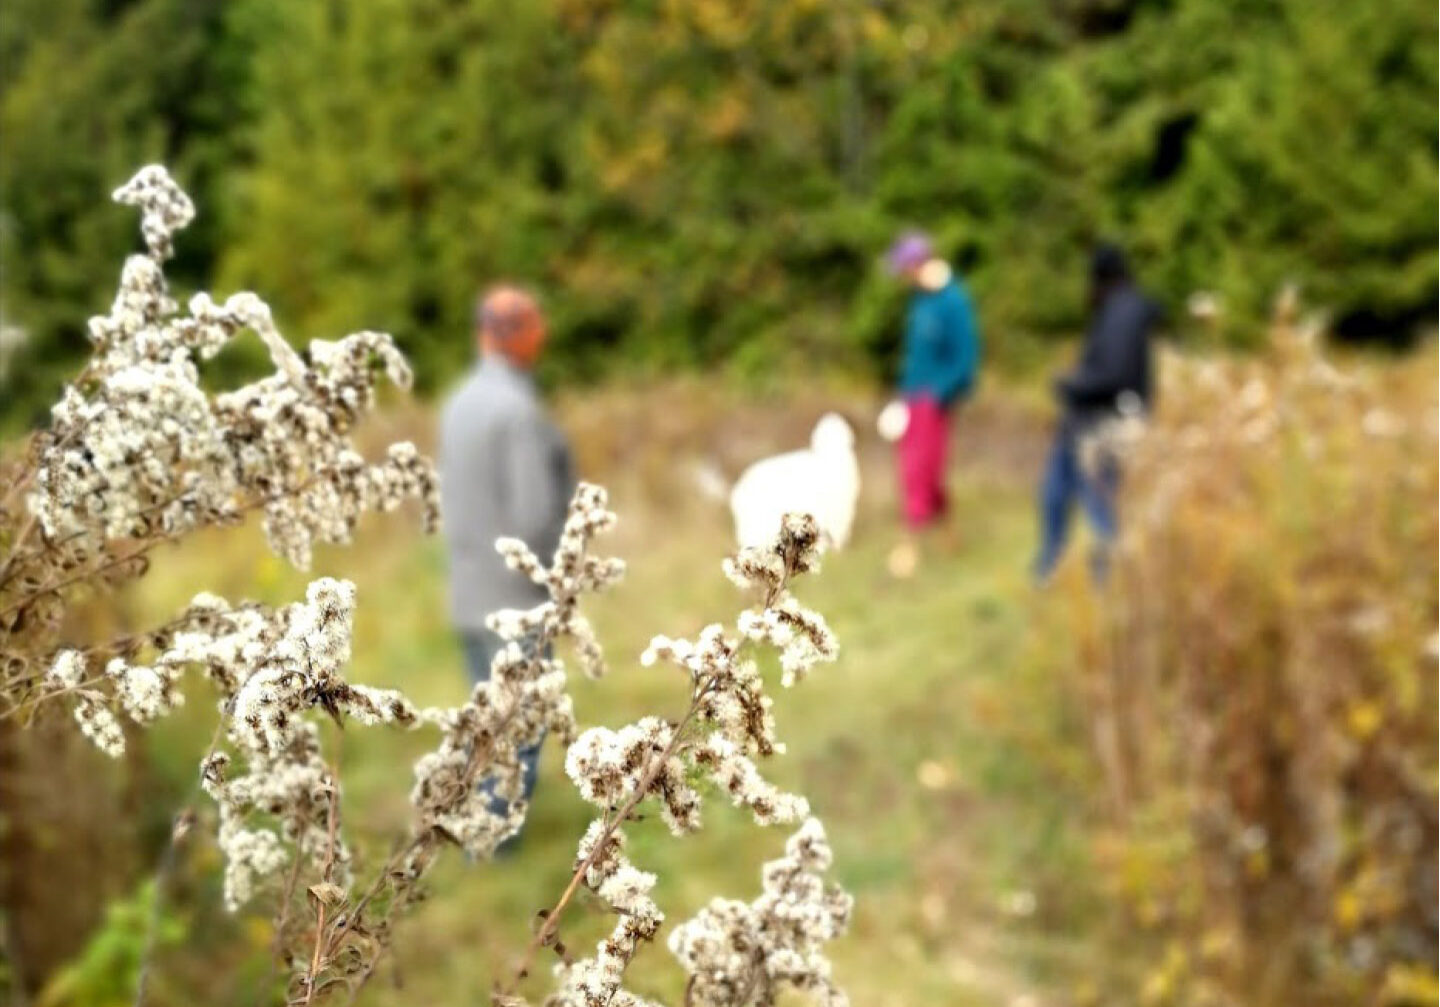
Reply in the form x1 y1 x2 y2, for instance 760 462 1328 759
898 396 950 528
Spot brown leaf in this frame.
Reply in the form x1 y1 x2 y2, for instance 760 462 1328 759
307 882 348 912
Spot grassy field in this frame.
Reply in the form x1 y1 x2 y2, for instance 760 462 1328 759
100 379 1121 1007
43 342 1435 1007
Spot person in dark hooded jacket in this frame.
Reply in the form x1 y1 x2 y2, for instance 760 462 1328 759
1033 243 1159 583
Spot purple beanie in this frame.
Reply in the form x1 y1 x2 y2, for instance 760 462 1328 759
884 230 934 275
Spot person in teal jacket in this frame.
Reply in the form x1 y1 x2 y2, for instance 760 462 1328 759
886 230 982 533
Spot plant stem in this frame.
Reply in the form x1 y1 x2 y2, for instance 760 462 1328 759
262 825 311 1000
301 779 342 1006
499 561 795 1000
499 682 713 997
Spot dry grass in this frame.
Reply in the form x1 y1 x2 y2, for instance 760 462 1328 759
1038 335 1438 1006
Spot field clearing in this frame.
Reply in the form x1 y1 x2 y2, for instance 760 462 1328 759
30 343 1434 1007
110 380 1112 1007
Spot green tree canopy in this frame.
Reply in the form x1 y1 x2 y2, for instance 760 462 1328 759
2 0 1435 419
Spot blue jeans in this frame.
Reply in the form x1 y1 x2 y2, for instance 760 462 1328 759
461 629 543 818
1034 423 1119 583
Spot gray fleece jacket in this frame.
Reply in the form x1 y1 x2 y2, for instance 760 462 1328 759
439 357 575 631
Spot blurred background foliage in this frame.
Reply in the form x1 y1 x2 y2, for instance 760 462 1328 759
1036 329 1439 1005
2 0 1436 424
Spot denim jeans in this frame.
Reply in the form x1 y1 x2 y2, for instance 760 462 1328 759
460 628 543 819
1034 423 1119 583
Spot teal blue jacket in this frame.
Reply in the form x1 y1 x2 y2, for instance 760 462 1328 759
900 278 981 407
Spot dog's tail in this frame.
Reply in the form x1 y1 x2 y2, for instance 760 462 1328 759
688 457 732 504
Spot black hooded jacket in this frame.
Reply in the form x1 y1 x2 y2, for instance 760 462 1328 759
1057 282 1158 415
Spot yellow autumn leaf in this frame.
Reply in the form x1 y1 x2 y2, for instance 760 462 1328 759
1334 888 1362 932
1347 700 1384 740
1380 964 1440 1006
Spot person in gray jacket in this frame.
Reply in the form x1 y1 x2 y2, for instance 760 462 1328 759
439 285 575 820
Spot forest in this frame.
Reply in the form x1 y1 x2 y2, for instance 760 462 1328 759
2 0 1436 421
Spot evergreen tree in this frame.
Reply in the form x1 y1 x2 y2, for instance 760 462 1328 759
2 0 1434 420
0 0 253 425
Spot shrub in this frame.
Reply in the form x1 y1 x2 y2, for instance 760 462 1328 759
1053 305 1437 1004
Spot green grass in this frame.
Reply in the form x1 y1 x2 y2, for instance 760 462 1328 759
114 388 1109 1007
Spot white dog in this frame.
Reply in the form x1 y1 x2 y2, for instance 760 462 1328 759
728 413 859 551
